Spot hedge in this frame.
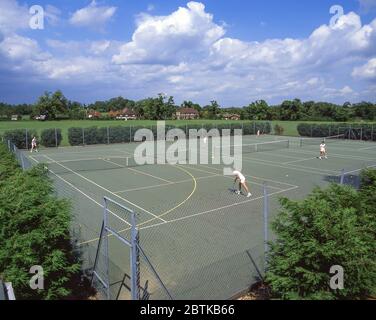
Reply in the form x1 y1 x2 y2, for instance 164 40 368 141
3 129 38 149
297 123 376 141
67 122 272 146
0 142 88 299
40 128 62 147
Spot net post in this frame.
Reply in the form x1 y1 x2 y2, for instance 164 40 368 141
340 169 345 185
130 126 132 143
82 128 85 146
107 127 110 145
130 212 140 300
263 182 269 273
7 140 10 151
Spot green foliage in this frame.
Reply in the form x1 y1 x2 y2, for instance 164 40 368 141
66 122 272 146
297 123 376 141
3 129 38 149
266 179 376 300
0 145 83 299
274 124 285 135
40 129 62 147
33 91 69 120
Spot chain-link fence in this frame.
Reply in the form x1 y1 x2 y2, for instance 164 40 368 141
0 122 272 149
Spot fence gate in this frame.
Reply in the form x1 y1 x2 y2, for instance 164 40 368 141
91 197 140 300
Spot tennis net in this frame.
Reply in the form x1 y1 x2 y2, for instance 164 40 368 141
217 139 290 155
30 152 191 175
299 134 346 147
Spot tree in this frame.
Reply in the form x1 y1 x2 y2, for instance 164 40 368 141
203 100 220 119
244 100 270 120
33 91 69 119
266 178 376 300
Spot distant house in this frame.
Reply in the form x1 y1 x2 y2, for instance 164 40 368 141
176 108 199 120
11 115 19 121
223 113 241 121
88 111 102 119
112 108 138 120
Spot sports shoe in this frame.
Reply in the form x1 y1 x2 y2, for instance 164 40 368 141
247 193 252 198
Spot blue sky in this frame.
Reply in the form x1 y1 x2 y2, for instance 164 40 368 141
0 0 375 106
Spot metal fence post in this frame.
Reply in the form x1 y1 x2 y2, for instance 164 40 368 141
340 169 345 185
131 213 140 300
263 182 269 273
103 199 110 300
130 126 132 143
107 127 110 145
25 129 28 150
82 128 85 146
55 128 58 148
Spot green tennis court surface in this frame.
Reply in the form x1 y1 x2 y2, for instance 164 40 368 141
23 135 376 299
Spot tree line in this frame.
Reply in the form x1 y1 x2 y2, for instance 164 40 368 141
0 90 375 121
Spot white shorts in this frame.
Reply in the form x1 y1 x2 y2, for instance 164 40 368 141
240 178 246 184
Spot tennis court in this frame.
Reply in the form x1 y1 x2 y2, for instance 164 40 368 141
22 134 376 300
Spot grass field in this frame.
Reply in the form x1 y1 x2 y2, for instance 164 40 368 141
1 120 375 146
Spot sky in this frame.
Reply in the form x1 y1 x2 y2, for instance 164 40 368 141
0 0 375 106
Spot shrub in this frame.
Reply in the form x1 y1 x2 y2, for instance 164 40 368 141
266 177 376 300
0 144 85 299
297 123 376 141
68 128 84 146
274 124 284 135
40 128 62 147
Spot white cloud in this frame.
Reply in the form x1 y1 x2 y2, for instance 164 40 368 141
113 1 225 64
352 58 376 80
69 1 117 30
0 0 29 34
0 1 375 105
45 5 62 27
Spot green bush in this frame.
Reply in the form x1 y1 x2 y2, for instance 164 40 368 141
40 129 62 147
0 143 84 299
297 123 376 141
68 128 84 146
3 129 38 149
274 124 284 135
266 175 376 300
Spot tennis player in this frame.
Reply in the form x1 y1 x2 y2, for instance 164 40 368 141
30 136 38 153
233 170 252 198
319 141 327 160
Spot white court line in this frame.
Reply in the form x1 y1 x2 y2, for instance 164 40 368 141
241 155 339 176
358 145 376 151
42 154 166 223
29 156 132 227
103 158 173 184
283 157 318 165
342 164 376 175
113 174 218 194
183 164 284 191
194 163 299 188
287 148 376 162
140 185 299 231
